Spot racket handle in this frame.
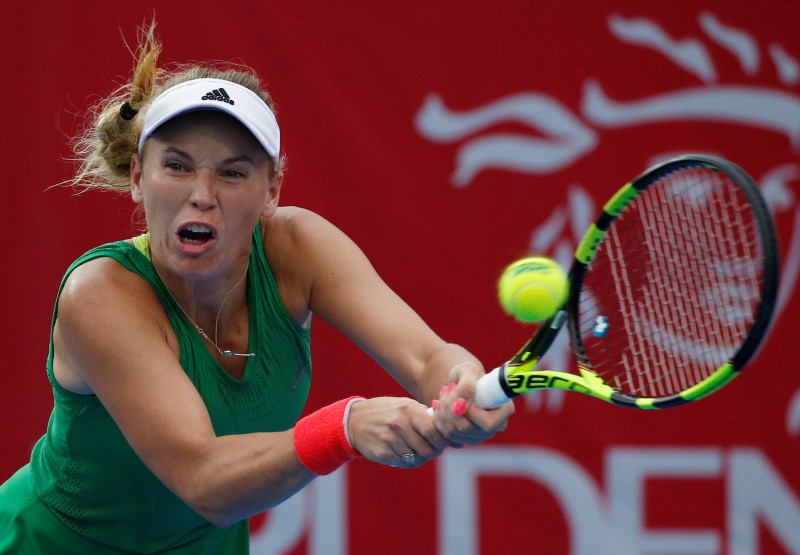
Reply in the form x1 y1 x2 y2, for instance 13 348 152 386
474 366 511 409
426 365 511 415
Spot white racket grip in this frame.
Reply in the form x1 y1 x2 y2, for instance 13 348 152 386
474 366 511 409
426 365 511 415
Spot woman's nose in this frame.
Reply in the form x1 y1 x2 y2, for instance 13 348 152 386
189 171 217 210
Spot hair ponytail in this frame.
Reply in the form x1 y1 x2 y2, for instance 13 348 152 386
69 21 162 192
67 20 284 193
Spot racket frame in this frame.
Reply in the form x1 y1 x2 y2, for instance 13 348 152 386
490 154 779 410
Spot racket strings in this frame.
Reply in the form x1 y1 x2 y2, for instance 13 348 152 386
579 167 763 398
640 172 724 394
638 172 758 394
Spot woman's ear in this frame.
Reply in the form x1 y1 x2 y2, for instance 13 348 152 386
261 172 284 218
130 154 144 205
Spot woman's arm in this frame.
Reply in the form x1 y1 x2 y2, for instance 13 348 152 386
267 208 513 448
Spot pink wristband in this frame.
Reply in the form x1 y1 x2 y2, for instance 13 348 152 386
294 396 364 475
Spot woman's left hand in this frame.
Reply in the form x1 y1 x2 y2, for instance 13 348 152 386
431 361 515 445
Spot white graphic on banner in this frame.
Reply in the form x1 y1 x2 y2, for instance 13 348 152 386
415 93 597 187
416 11 800 423
583 81 800 140
609 13 719 82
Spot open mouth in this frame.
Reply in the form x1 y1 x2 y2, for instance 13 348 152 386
178 223 215 244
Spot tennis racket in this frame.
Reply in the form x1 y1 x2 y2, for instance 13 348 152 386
474 154 779 410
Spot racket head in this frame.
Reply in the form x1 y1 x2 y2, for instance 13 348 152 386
568 154 779 408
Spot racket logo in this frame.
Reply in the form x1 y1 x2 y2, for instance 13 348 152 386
593 316 609 337
507 372 594 395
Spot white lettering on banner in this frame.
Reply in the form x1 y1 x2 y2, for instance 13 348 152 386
728 449 800 555
437 447 800 555
249 492 304 554
247 448 799 554
437 447 606 555
249 468 348 555
606 449 722 555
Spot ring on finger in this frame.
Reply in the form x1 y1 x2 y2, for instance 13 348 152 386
400 452 416 466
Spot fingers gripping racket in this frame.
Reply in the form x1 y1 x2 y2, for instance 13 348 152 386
475 154 779 410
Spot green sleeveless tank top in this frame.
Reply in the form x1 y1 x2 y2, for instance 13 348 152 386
1 225 311 554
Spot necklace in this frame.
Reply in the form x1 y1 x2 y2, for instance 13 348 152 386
156 261 255 358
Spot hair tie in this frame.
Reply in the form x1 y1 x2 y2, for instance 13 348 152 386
119 101 138 121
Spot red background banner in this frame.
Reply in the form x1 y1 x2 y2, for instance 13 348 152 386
2 2 799 554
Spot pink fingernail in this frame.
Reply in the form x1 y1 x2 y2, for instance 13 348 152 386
448 383 456 394
432 399 439 410
439 386 447 398
453 398 467 416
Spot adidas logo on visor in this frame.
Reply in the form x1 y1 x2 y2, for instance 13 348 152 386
139 78 279 157
201 88 235 105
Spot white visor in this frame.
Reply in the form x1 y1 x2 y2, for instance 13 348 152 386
138 78 280 158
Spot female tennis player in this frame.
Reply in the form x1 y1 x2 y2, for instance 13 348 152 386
0 24 513 554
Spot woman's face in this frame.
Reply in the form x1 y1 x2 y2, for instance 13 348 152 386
131 111 280 282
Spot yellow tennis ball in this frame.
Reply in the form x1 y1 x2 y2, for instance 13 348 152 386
498 257 568 323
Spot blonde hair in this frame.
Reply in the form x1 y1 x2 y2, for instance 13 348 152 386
69 21 285 193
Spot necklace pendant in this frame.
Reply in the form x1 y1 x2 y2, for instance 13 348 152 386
220 349 256 358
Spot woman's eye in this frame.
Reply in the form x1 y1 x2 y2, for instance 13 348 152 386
166 162 185 172
223 170 245 179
